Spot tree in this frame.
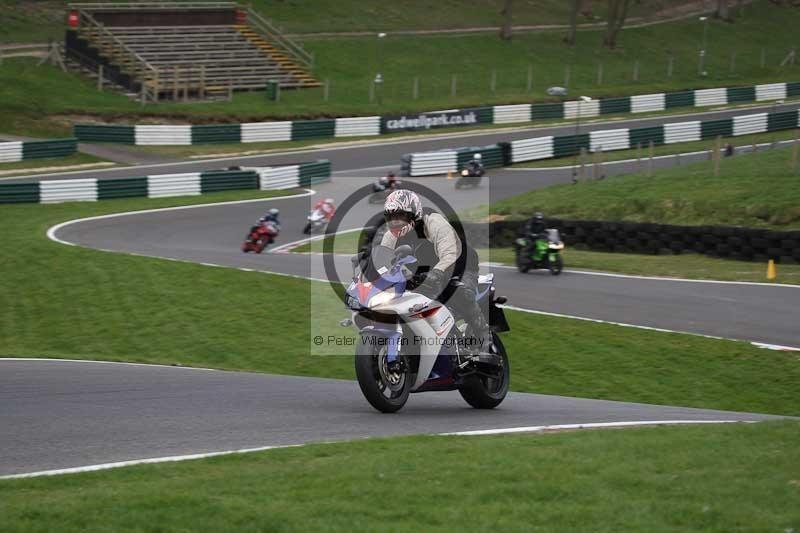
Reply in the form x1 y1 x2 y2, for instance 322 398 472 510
500 0 513 40
565 0 583 46
715 0 731 21
603 0 630 49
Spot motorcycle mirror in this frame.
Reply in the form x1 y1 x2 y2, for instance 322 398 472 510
394 244 412 257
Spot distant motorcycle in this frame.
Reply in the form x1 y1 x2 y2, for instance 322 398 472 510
455 166 484 189
514 229 564 275
368 180 402 204
303 208 328 235
242 221 279 253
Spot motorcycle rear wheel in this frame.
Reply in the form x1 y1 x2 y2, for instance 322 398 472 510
355 338 411 413
458 334 510 409
515 251 530 273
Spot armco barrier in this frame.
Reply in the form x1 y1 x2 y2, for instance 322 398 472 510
468 219 800 264
0 160 331 204
0 139 78 163
403 109 800 175
73 81 800 145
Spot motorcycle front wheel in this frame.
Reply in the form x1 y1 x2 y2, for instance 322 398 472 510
458 333 510 409
355 337 411 413
302 222 311 234
549 254 564 275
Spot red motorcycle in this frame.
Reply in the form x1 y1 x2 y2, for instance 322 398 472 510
242 221 279 254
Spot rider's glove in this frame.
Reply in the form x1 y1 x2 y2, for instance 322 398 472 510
416 268 446 299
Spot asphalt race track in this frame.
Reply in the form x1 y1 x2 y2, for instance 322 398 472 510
4 106 799 476
0 359 785 477
53 175 800 347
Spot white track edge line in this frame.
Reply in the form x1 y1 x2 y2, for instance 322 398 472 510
0 419 756 480
500 304 800 351
0 357 222 372
0 444 304 480
482 262 800 288
45 189 315 246
440 419 755 436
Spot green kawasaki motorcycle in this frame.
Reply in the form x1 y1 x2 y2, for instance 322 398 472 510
514 229 565 275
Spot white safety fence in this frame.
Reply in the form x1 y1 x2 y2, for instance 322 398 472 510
241 121 292 143
259 166 300 190
631 93 666 114
694 88 728 107
511 137 553 163
493 104 531 124
334 117 381 137
733 113 768 136
135 125 192 146
664 121 702 144
756 83 787 102
147 172 201 198
0 141 23 163
39 179 97 204
590 128 630 152
409 151 458 176
564 99 600 120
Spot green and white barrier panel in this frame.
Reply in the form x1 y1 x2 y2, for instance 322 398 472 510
402 109 800 175
401 145 506 177
0 161 331 204
74 82 800 146
0 139 78 163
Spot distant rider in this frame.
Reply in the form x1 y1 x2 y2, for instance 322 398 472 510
465 153 485 176
521 212 546 255
375 173 400 192
259 207 281 229
313 198 337 221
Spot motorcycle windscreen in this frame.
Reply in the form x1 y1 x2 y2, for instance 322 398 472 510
357 245 397 283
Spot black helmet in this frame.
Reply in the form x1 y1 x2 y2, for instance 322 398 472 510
532 212 544 222
387 172 395 178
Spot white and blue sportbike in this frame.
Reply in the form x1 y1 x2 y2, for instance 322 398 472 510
343 245 510 413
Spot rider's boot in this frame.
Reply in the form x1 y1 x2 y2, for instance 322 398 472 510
462 313 501 368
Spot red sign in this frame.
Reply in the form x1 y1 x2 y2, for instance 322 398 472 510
67 11 79 28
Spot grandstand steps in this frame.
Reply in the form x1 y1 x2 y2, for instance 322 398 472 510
233 25 320 88
66 4 321 100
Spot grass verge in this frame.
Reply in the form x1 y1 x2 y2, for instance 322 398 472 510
3 193 800 415
1 422 799 531
487 147 800 229
0 152 109 173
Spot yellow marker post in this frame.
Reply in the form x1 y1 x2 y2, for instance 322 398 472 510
767 259 777 281
447 171 453 180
